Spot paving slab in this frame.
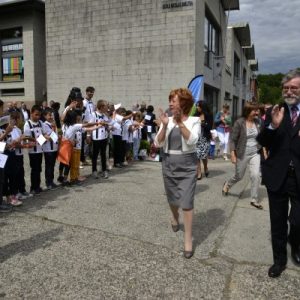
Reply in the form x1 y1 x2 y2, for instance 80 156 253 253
1 158 299 299
0 214 228 299
229 264 300 300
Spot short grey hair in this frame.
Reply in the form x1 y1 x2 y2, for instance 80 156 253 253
282 68 300 85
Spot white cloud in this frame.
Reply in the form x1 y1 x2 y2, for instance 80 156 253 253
229 0 300 74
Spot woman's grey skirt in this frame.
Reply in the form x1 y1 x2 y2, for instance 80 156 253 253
162 152 197 209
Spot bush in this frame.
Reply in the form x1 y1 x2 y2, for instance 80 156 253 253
139 139 150 154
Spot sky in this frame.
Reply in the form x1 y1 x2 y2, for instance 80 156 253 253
1 0 299 75
230 0 300 74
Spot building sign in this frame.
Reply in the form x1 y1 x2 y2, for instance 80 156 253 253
162 0 193 10
2 43 23 52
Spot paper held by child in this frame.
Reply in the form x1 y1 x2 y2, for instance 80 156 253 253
36 134 47 146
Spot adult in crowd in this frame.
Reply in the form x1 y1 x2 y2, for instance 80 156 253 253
222 102 263 209
214 104 232 160
51 102 61 129
195 101 213 180
40 100 49 122
257 68 300 278
155 88 200 259
20 102 30 122
11 101 20 113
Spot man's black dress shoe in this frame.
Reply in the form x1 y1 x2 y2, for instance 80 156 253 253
291 247 300 265
268 264 286 278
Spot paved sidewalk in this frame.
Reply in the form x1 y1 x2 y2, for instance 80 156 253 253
0 159 299 299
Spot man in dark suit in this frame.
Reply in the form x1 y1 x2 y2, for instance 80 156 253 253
257 68 300 278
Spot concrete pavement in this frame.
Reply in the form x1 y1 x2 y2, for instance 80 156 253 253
0 158 300 299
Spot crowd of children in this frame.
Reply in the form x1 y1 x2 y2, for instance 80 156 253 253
0 86 157 212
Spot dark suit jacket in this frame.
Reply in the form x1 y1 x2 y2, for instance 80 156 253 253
257 103 300 192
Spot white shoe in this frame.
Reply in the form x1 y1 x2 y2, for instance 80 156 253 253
103 171 109 179
9 196 23 207
223 155 229 161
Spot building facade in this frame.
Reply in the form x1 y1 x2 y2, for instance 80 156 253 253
0 0 258 115
0 0 46 105
46 0 257 114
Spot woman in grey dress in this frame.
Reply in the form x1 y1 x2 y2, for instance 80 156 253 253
155 88 201 258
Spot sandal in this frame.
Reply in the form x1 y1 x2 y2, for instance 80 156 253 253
222 182 229 196
250 201 263 210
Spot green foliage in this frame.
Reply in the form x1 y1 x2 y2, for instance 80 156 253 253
189 104 197 116
257 73 284 104
139 139 150 154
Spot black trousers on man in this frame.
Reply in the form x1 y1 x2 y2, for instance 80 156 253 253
267 169 300 266
92 139 107 172
29 153 43 192
44 151 57 186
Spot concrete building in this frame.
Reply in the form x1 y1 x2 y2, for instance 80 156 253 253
222 23 258 120
0 0 257 114
0 0 46 106
46 0 257 114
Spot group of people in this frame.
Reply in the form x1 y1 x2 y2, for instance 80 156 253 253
1 68 300 279
0 86 158 210
156 68 300 279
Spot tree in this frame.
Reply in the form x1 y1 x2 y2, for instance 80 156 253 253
257 73 283 104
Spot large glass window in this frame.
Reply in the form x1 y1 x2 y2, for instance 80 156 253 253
0 27 23 82
204 15 220 68
204 84 219 116
233 52 240 81
242 68 247 85
232 96 239 122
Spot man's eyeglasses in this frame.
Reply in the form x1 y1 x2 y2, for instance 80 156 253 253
283 86 299 92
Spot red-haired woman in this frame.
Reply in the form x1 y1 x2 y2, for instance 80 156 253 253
155 88 201 258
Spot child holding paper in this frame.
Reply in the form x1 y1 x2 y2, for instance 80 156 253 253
23 105 49 195
42 108 59 190
1 112 23 206
58 110 101 185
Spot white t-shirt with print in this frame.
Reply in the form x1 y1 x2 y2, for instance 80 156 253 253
62 123 83 142
23 120 47 154
42 121 59 152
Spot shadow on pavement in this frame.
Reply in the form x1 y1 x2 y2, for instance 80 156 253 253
0 227 63 263
193 208 226 249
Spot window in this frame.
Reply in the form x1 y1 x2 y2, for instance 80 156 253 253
204 15 220 68
242 68 247 85
0 27 24 82
224 92 231 101
232 96 239 122
204 84 219 116
1 88 24 96
233 52 240 83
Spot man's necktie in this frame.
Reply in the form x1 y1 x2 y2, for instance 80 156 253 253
291 105 298 127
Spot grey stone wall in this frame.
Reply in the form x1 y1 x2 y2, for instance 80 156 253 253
46 0 196 109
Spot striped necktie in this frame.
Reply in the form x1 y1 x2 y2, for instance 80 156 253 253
291 105 298 127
